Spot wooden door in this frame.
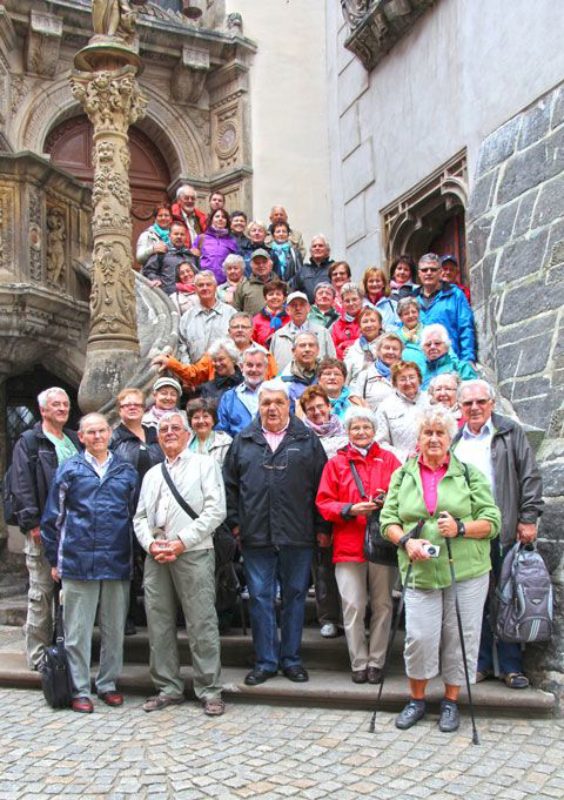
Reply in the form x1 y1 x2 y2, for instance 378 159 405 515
45 116 171 263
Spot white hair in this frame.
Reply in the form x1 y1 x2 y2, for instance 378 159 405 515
37 387 70 409
208 337 241 363
78 412 108 433
242 344 269 364
457 379 496 402
421 323 451 348
223 254 244 268
417 406 458 439
311 233 330 249
428 372 461 394
258 379 289 400
293 331 319 349
194 269 217 285
176 184 195 200
343 406 377 433
157 410 189 432
340 281 362 299
375 331 404 355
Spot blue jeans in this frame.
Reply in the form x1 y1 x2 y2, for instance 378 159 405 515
243 546 313 672
477 542 523 675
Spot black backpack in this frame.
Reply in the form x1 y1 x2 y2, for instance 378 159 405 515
39 590 74 709
493 542 553 644
2 430 39 526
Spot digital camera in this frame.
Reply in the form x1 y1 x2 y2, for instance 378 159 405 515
422 543 440 558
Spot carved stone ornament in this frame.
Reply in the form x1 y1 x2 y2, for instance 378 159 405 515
170 45 209 104
70 67 148 132
28 190 42 283
46 208 67 287
215 120 238 162
91 0 145 45
341 0 372 30
24 10 63 79
90 240 138 339
10 74 30 117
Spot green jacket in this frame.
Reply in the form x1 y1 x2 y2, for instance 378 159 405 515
380 454 500 590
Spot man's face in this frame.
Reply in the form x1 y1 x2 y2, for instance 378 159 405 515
259 390 290 432
229 317 253 347
195 276 217 304
158 415 189 458
287 298 310 326
231 214 247 235
270 206 288 225
418 260 442 292
303 396 331 426
422 336 448 362
242 354 267 387
460 385 495 433
318 366 344 397
40 391 70 429
314 286 335 311
251 256 272 280
210 193 224 211
293 336 319 369
441 260 459 283
170 224 187 248
78 416 111 458
310 238 329 263
153 386 179 411
179 190 196 213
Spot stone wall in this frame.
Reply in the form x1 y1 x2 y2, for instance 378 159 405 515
467 82 564 701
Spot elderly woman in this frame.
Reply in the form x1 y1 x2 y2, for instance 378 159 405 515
389 254 418 300
316 407 401 683
344 307 383 385
395 297 426 373
186 398 232 464
135 204 172 266
217 254 245 306
349 332 404 412
142 376 182 429
316 358 352 421
309 282 340 328
198 338 243 402
428 372 463 424
360 267 399 330
420 324 477 389
300 385 348 458
331 282 363 359
170 261 199 316
243 220 271 274
380 407 500 732
375 361 429 461
328 261 352 312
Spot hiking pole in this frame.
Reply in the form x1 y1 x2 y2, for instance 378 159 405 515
369 520 424 734
444 531 480 746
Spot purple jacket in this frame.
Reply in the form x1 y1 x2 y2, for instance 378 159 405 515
195 228 238 284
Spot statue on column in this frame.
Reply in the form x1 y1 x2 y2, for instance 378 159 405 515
92 0 146 43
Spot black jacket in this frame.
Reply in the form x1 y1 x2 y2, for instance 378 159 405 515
200 368 244 403
109 423 163 490
222 415 330 548
292 258 334 303
142 247 197 295
10 423 81 533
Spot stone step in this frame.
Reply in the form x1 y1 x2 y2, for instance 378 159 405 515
0 595 27 626
0 577 28 600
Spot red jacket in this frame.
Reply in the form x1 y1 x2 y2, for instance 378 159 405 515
171 202 207 248
316 443 401 563
252 308 290 347
331 316 361 360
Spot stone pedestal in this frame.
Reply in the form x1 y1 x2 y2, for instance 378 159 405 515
71 38 147 412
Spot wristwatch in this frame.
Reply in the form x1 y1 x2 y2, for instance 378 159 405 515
455 519 466 538
398 531 413 550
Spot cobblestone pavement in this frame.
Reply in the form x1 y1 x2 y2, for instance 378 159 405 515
0 684 562 800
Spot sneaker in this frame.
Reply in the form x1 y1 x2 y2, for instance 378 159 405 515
395 699 426 730
438 699 460 733
320 623 338 638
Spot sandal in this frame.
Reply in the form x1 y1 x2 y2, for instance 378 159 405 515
143 693 185 712
203 698 225 716
503 672 529 689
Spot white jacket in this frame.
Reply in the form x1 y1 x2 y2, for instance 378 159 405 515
375 390 430 462
344 337 379 385
270 322 336 372
134 449 226 553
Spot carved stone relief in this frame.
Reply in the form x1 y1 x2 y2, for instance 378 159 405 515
10 74 30 117
90 240 137 338
46 207 67 287
71 68 148 133
0 189 12 270
28 189 43 283
24 10 64 79
211 96 242 171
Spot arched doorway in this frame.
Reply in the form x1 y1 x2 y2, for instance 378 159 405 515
45 115 171 261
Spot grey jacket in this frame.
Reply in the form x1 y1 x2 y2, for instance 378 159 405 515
453 412 543 548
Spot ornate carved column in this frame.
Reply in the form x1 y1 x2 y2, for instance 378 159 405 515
70 3 147 412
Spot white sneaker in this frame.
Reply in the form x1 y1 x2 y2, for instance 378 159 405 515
320 623 338 638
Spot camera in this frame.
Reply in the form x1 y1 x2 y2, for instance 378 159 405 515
422 543 440 558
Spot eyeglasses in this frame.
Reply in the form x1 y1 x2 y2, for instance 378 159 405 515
230 324 252 330
120 403 143 408
418 266 440 273
461 399 490 408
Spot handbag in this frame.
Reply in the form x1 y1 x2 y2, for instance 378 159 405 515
39 586 74 709
348 461 397 567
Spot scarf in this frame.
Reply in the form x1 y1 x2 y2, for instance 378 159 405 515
175 281 196 295
375 358 391 379
270 240 292 280
153 222 171 246
261 306 286 334
366 291 384 306
207 226 230 238
400 323 422 343
303 414 344 438
390 278 413 291
343 311 358 323
330 387 351 418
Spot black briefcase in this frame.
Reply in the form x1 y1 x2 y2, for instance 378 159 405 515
39 588 74 709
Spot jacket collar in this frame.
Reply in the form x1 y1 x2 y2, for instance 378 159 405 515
241 413 309 444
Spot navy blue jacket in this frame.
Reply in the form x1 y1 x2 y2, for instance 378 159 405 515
40 453 138 581
414 281 477 362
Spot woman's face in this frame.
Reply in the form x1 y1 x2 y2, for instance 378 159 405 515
191 409 214 439
212 349 236 377
155 208 172 228
366 274 384 295
359 311 382 341
431 377 458 408
226 262 243 283
342 292 362 317
418 423 451 462
395 367 421 400
178 263 196 284
303 396 331 426
348 418 375 449
314 286 335 312
422 336 448 362
330 265 350 291
231 214 247 235
153 386 179 411
379 339 402 366
212 210 228 229
318 367 345 398
393 261 412 285
265 289 285 312
273 224 289 243
249 224 266 243
119 393 144 425
399 303 419 330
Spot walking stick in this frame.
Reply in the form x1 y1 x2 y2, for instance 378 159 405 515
444 533 480 745
369 520 423 734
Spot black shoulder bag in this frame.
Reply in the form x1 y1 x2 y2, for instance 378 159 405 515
39 585 74 709
348 461 397 567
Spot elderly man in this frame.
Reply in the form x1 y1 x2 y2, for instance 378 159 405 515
233 249 277 316
420 323 477 389
279 332 319 411
9 387 81 670
179 270 237 363
265 205 306 258
142 221 196 295
171 184 207 247
309 282 340 328
223 379 329 685
217 346 268 436
143 376 182 429
41 413 138 713
134 411 226 715
452 379 544 689
270 291 336 371
293 235 335 303
414 253 476 364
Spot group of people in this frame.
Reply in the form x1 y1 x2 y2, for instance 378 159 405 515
7 193 544 732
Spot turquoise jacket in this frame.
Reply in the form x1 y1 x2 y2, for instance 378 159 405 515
380 454 500 590
420 350 477 389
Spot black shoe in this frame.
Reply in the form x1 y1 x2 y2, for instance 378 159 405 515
395 699 426 730
124 618 137 636
367 667 383 684
438 699 460 733
244 668 277 686
352 669 367 684
283 665 309 683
